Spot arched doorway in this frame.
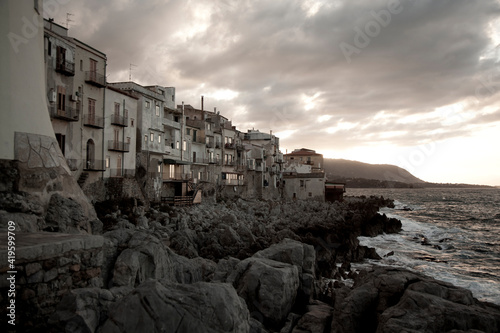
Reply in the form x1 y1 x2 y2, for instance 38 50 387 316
86 139 95 170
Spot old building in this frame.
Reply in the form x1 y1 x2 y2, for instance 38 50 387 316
107 82 175 201
44 18 107 198
283 148 325 201
104 86 138 178
243 130 283 200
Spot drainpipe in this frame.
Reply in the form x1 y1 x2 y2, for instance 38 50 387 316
122 98 125 174
101 61 106 180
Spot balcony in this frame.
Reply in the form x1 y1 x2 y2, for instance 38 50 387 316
162 172 192 181
85 71 106 87
49 104 79 122
84 159 105 171
163 118 181 129
109 168 135 178
108 140 130 152
55 59 75 76
111 114 128 127
215 142 222 149
208 157 220 164
206 141 214 148
225 143 235 149
83 114 104 128
224 161 235 166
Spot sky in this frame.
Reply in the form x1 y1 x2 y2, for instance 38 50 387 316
47 0 500 186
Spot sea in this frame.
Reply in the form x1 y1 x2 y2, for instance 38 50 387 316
347 187 500 305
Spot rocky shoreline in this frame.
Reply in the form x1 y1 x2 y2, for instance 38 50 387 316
2 196 500 332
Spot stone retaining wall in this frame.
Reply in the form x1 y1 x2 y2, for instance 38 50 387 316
0 233 104 330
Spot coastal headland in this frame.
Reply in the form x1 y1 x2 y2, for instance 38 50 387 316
2 195 500 332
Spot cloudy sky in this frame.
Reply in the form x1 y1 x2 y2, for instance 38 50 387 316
49 0 500 185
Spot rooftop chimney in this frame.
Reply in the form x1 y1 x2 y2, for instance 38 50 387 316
201 95 204 111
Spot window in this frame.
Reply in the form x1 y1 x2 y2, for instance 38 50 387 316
309 192 312 197
55 133 65 156
193 130 197 142
174 116 179 122
127 137 131 144
150 133 154 142
183 140 187 151
176 141 180 149
48 40 51 56
207 123 211 130
144 134 148 142
157 164 161 173
56 46 66 70
88 98 96 123
155 104 160 116
186 128 191 135
158 135 161 143
105 156 110 168
169 165 175 178
57 86 66 113
145 100 150 108
89 59 97 80
80 59 83 71
300 180 304 187
131 118 134 127
114 102 120 115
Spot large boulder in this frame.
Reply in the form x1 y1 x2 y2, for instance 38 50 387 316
44 193 93 234
253 239 316 304
48 288 115 332
331 267 500 333
253 238 315 275
100 280 250 333
228 257 300 329
292 300 333 333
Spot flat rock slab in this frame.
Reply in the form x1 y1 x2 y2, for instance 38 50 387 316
0 232 104 266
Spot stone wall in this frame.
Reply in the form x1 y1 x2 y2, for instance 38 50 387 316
0 233 104 331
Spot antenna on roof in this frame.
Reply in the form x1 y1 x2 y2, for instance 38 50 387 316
66 13 74 29
129 63 137 81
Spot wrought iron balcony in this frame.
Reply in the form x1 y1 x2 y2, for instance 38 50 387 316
55 59 75 76
85 71 106 87
49 104 79 122
108 140 130 152
111 114 128 127
225 142 235 149
83 114 104 128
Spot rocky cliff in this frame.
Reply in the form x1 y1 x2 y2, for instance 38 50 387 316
2 196 499 333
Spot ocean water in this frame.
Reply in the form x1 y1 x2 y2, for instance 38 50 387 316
347 188 500 305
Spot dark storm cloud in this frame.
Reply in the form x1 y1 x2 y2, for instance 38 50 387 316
53 0 500 152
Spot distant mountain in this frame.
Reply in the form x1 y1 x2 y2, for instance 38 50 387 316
324 159 425 184
323 159 493 188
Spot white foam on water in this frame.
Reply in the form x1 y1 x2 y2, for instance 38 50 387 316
358 211 500 305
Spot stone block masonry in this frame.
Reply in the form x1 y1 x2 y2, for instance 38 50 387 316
0 232 104 330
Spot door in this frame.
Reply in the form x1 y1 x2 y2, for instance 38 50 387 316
86 139 95 169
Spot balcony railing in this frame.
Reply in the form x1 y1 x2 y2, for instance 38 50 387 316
55 59 75 76
206 142 214 148
208 157 220 164
225 143 235 149
224 161 235 166
162 172 192 181
108 140 130 152
83 114 104 128
49 104 79 122
84 159 105 171
111 114 128 127
109 168 135 178
162 118 181 129
215 142 222 148
85 71 106 87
